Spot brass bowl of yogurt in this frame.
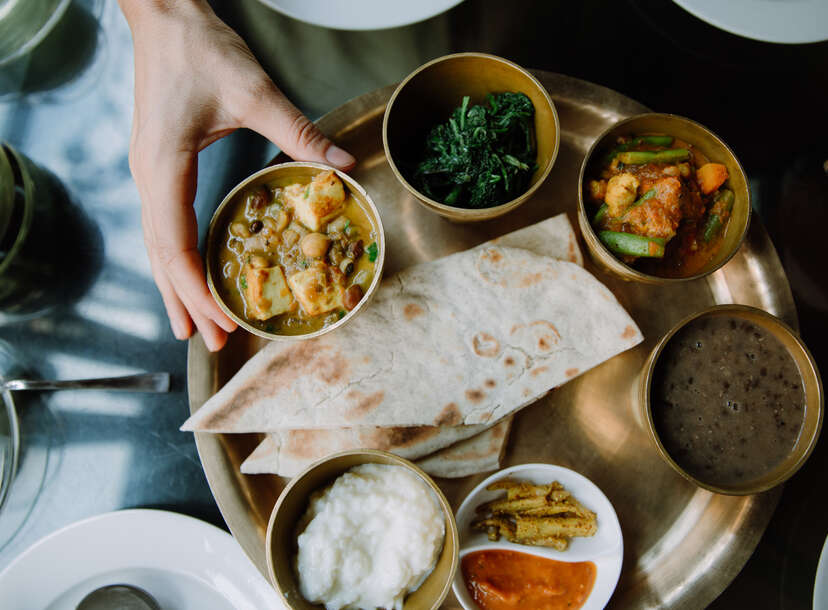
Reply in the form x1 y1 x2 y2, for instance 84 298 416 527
638 305 823 495
266 449 459 609
206 162 385 342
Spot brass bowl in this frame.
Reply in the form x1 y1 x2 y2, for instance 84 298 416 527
638 305 823 495
265 449 459 610
577 113 751 283
205 162 385 341
383 52 559 222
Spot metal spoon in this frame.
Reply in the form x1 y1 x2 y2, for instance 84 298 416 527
2 372 169 393
76 584 160 610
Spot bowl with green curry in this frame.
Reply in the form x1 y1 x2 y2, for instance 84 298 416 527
206 162 385 341
577 113 750 283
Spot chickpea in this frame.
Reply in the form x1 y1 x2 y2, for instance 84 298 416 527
275 209 291 232
282 229 300 247
327 215 348 233
339 257 354 275
262 216 278 232
343 285 364 311
249 220 263 233
301 232 330 258
230 221 251 238
227 239 244 255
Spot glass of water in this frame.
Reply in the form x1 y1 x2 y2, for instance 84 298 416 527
0 0 71 67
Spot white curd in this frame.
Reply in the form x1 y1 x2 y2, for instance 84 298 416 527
295 463 445 610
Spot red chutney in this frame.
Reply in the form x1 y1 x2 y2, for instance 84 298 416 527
462 550 596 610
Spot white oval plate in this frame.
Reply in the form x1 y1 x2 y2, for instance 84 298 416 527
0 509 284 610
814 534 828 609
452 464 623 610
672 0 828 44
255 0 464 31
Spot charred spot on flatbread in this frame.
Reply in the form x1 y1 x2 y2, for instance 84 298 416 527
566 368 580 378
504 356 515 367
210 342 348 429
622 325 637 339
530 366 549 377
284 429 338 459
404 303 425 320
472 332 500 358
434 403 462 426
344 390 385 420
374 426 440 450
466 389 485 403
484 379 497 389
531 321 561 352
520 272 543 287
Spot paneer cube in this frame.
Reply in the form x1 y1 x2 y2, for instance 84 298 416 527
243 264 294 320
283 170 346 231
288 263 344 316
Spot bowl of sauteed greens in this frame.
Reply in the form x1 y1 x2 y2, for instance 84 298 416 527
577 113 750 283
206 162 385 341
383 53 559 222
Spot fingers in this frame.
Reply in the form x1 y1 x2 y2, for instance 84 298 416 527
135 143 236 351
240 81 356 171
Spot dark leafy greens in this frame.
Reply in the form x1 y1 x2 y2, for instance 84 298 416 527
412 92 537 209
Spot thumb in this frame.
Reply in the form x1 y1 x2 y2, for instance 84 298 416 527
241 81 356 170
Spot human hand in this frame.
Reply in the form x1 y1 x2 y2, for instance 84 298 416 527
120 0 356 351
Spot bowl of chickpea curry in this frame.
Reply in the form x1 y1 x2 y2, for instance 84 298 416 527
577 114 750 283
207 163 385 340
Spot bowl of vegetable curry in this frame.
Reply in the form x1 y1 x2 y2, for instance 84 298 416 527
577 113 750 283
207 162 385 341
383 53 559 222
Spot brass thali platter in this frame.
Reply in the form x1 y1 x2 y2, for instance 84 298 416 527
187 72 797 609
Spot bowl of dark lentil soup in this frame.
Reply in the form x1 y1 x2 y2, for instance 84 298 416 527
639 305 823 495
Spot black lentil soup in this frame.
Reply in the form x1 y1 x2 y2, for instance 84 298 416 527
212 170 379 335
651 315 805 488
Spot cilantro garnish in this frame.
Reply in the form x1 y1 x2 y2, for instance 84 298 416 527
240 276 247 290
366 241 378 262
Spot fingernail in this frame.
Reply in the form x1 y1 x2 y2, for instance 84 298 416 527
325 145 356 168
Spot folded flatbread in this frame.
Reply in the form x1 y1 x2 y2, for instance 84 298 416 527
234 216 583 477
183 221 642 432
239 418 512 478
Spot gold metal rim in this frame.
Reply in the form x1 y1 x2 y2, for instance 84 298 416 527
205 161 386 342
265 448 460 610
382 52 560 221
640 304 824 495
576 112 752 284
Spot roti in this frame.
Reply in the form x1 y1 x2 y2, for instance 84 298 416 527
183 225 641 432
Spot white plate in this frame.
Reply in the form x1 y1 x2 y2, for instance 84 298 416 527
255 0 464 31
452 464 623 610
672 0 828 44
815 534 828 609
0 509 284 610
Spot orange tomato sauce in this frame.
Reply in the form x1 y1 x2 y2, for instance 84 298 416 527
461 550 596 610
